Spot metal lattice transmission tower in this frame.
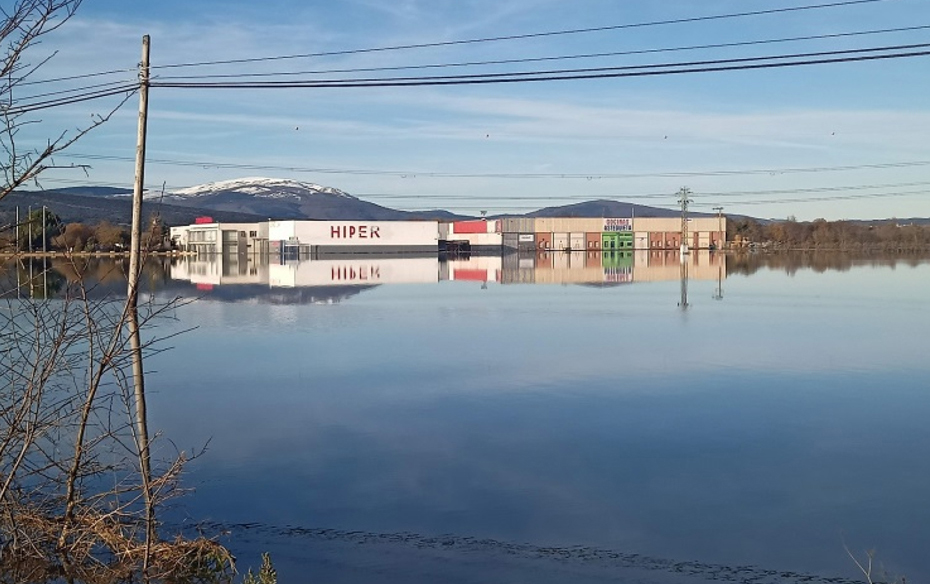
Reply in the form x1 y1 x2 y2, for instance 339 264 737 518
678 187 693 255
713 206 724 247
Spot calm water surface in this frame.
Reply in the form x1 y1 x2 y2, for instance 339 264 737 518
12 253 928 583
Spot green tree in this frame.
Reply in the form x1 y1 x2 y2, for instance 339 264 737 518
16 207 62 252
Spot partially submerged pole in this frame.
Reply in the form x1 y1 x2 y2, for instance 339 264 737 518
127 34 154 565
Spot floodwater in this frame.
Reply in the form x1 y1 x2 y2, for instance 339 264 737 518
3 252 929 583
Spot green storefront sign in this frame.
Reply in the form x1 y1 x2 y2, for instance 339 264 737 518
601 232 633 250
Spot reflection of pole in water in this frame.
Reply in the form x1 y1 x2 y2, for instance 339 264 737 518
713 264 724 301
678 255 689 310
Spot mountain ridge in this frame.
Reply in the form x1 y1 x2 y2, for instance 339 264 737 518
5 178 925 226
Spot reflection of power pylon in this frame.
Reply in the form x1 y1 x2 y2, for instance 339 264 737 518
713 265 724 301
678 256 689 310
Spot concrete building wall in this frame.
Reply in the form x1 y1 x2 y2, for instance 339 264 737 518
535 218 603 233
172 222 266 254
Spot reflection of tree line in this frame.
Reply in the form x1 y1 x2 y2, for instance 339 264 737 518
730 217 930 251
727 251 929 276
0 258 371 305
0 257 174 298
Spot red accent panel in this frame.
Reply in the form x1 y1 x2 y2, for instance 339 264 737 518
454 269 489 282
453 221 489 234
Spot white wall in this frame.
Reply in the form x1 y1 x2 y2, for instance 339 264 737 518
269 220 438 247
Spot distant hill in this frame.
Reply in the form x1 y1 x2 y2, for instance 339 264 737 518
41 186 134 198
518 199 704 219
2 178 772 228
0 189 265 227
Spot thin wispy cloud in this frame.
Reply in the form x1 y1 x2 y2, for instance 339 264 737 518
17 0 930 219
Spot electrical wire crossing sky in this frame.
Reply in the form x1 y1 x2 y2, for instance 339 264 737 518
16 0 930 221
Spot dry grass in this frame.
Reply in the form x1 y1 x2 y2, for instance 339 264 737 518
1 504 236 584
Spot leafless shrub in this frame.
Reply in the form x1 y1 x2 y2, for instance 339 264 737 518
0 256 235 583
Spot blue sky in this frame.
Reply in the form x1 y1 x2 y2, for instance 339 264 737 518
18 0 930 220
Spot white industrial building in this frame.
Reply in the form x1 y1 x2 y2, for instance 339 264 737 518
268 220 439 257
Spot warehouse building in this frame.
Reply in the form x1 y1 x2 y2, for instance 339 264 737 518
499 216 724 251
267 220 439 257
168 215 726 258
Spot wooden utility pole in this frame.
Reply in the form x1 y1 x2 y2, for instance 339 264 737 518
129 35 150 291
127 34 154 563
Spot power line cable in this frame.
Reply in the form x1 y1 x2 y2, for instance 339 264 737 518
60 153 930 180
153 24 930 81
697 189 930 206
15 79 140 102
8 90 136 116
149 45 930 88
150 0 891 70
438 188 930 212
420 188 930 212
351 181 930 200
14 67 138 87
698 181 930 197
5 84 138 115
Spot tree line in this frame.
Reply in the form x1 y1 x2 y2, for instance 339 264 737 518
728 216 930 251
0 207 170 253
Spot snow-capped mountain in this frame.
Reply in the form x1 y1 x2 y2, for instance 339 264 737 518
147 177 463 221
163 177 354 201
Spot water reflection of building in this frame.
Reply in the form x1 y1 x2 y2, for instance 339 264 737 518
499 250 723 285
170 254 270 288
269 257 440 288
169 251 725 291
441 254 503 284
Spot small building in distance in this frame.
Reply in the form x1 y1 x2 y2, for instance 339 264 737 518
439 219 503 253
170 218 268 255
